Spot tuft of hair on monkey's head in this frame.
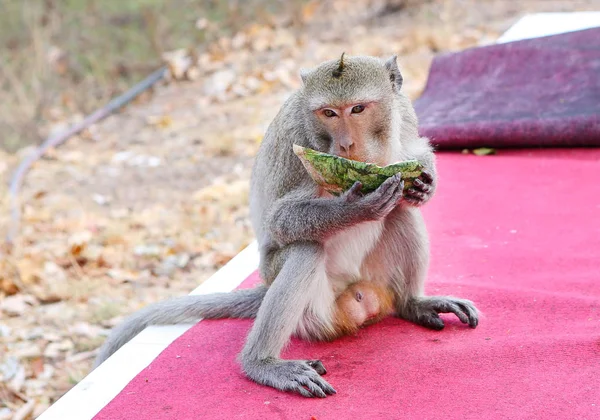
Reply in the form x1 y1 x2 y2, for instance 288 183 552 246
331 52 346 79
299 54 405 108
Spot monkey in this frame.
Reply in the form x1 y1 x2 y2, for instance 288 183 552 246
93 54 479 399
331 281 395 337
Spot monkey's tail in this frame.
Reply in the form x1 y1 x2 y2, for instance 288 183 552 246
93 286 268 368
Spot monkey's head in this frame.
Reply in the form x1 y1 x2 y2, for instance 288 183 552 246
299 54 405 166
335 282 395 330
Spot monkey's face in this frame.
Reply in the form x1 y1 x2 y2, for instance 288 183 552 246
312 101 392 164
301 55 402 166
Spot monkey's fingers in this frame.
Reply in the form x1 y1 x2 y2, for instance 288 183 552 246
420 171 434 184
372 174 403 213
405 189 427 201
380 176 404 213
343 181 364 202
376 173 401 197
413 178 432 193
404 188 430 208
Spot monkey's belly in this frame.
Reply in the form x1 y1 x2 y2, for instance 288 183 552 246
324 219 385 294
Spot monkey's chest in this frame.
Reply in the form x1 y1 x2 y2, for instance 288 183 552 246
324 220 384 293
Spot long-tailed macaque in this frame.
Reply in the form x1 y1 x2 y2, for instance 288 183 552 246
93 54 478 398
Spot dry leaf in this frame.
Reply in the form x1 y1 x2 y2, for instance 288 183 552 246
12 400 34 420
162 49 194 80
473 147 497 156
146 115 173 129
302 0 320 22
68 231 93 256
0 295 36 317
30 358 45 378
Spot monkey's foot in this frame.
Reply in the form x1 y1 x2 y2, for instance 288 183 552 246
405 171 434 206
243 358 336 398
400 296 479 330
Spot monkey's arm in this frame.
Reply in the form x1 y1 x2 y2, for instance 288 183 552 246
267 174 405 246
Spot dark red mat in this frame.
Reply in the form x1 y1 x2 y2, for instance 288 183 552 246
414 28 600 149
95 150 600 420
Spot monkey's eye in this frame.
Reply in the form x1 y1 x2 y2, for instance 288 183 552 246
355 291 363 302
323 109 337 118
351 105 365 114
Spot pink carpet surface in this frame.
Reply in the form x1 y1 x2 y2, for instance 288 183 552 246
414 28 600 149
95 149 600 420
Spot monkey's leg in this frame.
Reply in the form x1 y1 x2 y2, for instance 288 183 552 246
364 208 479 331
240 242 337 398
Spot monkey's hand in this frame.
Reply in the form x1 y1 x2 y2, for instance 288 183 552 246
401 296 479 330
243 358 336 398
346 173 405 220
404 171 434 207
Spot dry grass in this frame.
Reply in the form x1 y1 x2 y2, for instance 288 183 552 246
0 0 306 152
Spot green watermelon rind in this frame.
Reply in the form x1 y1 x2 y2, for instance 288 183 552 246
292 144 423 195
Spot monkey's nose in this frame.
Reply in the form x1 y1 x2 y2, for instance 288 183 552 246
339 141 354 156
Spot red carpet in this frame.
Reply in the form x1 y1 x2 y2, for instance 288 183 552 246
94 150 600 420
414 28 600 149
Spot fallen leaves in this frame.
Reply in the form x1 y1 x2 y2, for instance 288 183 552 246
145 115 174 129
0 294 37 317
0 259 21 295
162 49 198 81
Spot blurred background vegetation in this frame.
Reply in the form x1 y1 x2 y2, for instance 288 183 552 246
0 0 305 152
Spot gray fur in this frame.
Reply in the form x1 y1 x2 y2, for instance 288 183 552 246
239 242 336 397
246 54 478 397
93 287 267 367
93 54 478 398
384 55 404 92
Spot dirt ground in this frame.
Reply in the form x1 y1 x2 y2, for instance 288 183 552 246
1 0 597 418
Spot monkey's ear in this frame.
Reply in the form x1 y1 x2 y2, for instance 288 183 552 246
299 68 312 85
384 55 403 92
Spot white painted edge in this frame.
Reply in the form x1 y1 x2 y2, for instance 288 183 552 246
497 11 600 43
36 10 600 420
37 241 260 420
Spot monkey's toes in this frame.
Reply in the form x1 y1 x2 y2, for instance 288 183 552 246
254 359 337 398
431 297 479 329
418 312 445 330
307 360 327 375
457 300 479 328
